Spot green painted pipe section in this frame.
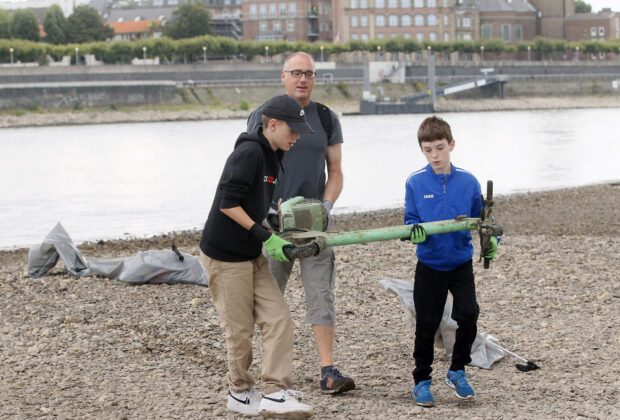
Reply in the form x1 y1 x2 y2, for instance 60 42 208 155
324 218 480 247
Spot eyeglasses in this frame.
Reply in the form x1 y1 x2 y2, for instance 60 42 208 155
284 69 316 79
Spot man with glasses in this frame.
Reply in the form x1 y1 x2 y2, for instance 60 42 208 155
247 51 353 395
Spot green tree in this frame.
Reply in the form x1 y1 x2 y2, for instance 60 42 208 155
0 9 10 39
9 9 40 41
163 3 212 40
575 0 592 13
67 5 113 43
43 5 68 44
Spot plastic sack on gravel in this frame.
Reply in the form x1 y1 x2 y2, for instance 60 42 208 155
379 278 504 369
28 222 208 286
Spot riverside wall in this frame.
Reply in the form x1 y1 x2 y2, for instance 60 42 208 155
0 61 618 110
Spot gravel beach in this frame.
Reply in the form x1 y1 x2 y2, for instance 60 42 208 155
1 182 618 419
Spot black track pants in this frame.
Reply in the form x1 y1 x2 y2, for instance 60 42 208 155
412 260 479 384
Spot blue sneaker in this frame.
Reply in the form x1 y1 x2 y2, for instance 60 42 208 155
445 369 475 400
412 379 435 407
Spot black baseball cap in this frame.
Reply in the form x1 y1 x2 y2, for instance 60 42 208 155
262 95 314 134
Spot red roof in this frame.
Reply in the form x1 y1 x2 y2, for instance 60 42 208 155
110 20 159 34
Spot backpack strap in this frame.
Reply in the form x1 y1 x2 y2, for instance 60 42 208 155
314 101 333 139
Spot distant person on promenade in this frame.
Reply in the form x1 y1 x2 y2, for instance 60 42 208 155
199 94 314 418
247 52 354 394
405 116 498 407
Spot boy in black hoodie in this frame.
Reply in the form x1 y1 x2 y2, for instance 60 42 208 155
199 95 314 418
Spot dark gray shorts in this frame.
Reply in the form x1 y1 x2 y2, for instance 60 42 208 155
265 247 336 326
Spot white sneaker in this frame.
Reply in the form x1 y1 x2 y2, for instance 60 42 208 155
227 387 261 416
258 389 313 419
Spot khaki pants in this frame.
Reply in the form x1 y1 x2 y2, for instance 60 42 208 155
200 252 293 394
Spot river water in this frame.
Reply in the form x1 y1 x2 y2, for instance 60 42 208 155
1 108 619 249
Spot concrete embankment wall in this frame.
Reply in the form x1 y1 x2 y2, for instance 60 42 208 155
0 61 618 110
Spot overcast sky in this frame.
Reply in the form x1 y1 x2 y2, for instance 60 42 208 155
584 0 619 12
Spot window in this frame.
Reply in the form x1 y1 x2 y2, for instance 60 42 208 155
360 0 368 7
259 21 267 32
388 14 398 26
414 14 424 26
351 15 359 27
377 32 385 38
428 14 437 25
375 0 385 7
269 3 277 18
515 25 522 42
427 0 436 6
443 0 448 6
350 0 357 8
168 0 178 5
388 0 398 7
590 26 597 37
289 2 296 17
376 15 386 26
361 15 368 26
416 32 424 41
401 0 411 6
153 0 162 5
482 24 491 38
280 3 286 16
259 4 266 18
287 20 294 31
462 17 470 27
352 33 359 39
414 0 423 7
599 26 605 36
404 32 411 38
443 14 448 25
402 14 411 26
361 33 369 41
462 33 471 40
502 24 510 41
250 4 257 18
429 31 436 41
443 31 449 41
391 33 398 38
273 20 281 31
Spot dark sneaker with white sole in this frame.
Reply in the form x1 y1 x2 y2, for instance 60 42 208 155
320 366 356 394
227 387 261 416
258 389 313 419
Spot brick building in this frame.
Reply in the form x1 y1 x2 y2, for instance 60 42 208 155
476 0 536 44
241 0 334 41
565 8 620 42
528 0 574 39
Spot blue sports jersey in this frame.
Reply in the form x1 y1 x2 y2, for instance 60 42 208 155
404 164 483 271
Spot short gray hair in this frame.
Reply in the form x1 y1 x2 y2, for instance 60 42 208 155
282 51 315 71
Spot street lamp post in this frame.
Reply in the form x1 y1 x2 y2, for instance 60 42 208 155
265 45 269 61
9 47 13 64
142 46 147 62
527 45 531 62
377 45 381 61
320 45 324 62
575 46 580 61
480 45 484 62
203 46 207 64
75 47 79 65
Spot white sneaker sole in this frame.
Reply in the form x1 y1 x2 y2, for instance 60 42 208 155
444 379 475 400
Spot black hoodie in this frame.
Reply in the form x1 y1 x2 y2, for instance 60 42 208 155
200 125 284 262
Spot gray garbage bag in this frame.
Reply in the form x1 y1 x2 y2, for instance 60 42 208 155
87 250 208 286
379 278 504 369
28 223 208 287
28 222 88 277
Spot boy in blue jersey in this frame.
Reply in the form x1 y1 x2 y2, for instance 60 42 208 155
405 116 498 407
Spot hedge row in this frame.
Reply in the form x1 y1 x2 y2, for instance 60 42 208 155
1 36 619 64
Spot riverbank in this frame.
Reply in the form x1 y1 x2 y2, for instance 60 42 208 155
1 182 618 419
1 94 620 129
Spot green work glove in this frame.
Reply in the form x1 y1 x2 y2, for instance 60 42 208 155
484 236 499 260
410 224 427 244
263 233 292 262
